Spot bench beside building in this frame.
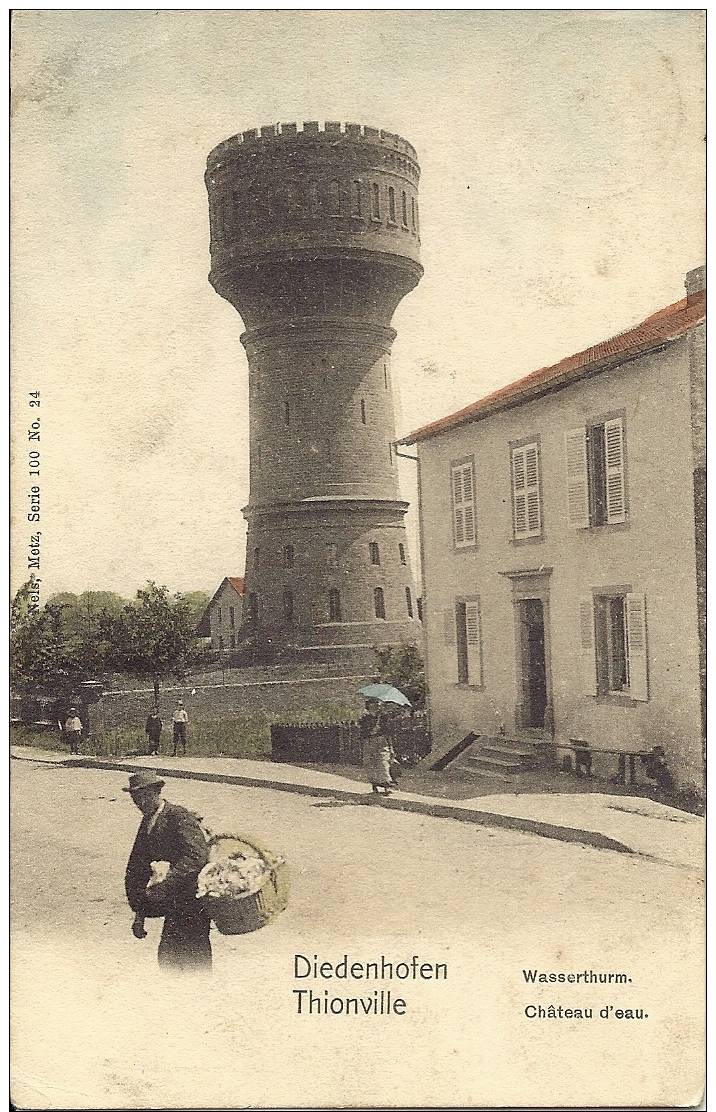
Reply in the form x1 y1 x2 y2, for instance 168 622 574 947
401 268 705 790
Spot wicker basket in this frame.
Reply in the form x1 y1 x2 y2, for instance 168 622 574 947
200 832 289 936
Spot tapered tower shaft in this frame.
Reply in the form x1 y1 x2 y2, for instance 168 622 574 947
206 120 423 654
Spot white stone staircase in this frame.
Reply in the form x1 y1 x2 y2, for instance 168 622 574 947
453 734 545 784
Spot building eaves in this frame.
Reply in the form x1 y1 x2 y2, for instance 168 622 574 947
400 288 705 446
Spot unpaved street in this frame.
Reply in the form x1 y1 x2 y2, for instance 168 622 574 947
11 757 703 1109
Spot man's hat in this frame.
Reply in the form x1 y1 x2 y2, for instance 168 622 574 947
122 771 165 793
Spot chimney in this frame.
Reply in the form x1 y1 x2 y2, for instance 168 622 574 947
685 265 705 305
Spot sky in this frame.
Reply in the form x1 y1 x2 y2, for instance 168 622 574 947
10 10 705 601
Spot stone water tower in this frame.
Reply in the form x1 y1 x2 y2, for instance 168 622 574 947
205 121 423 658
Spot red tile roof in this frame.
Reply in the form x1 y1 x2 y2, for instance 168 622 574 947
401 287 705 445
226 576 245 595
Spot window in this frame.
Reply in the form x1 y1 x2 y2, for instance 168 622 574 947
283 588 294 622
360 398 367 424
384 363 388 389
398 543 406 565
326 543 338 568
329 588 342 621
217 607 222 623
451 459 476 548
511 441 542 539
565 417 626 528
388 442 393 465
374 587 386 619
371 183 380 218
283 544 294 569
369 542 380 566
405 587 414 618
308 181 319 215
329 180 341 216
579 593 648 700
401 191 408 225
219 634 224 649
229 606 235 628
352 180 362 216
246 593 258 625
388 186 396 223
450 599 483 685
230 633 236 649
253 547 260 565
411 197 416 230
417 596 423 622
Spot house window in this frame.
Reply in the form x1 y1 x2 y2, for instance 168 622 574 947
451 459 476 548
579 592 648 701
352 180 362 216
230 633 236 649
283 544 294 569
401 191 408 225
371 183 380 218
329 179 341 216
360 398 367 424
229 606 235 628
369 542 380 566
283 588 294 622
511 441 542 539
374 587 386 620
565 417 626 528
329 588 342 621
417 596 423 622
398 543 406 565
453 599 483 686
405 587 414 618
246 593 258 625
217 607 222 623
411 197 416 230
388 187 396 223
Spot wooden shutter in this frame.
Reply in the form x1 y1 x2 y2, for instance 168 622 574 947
604 418 627 524
565 429 590 529
465 600 483 686
451 461 476 548
513 444 541 538
578 597 597 695
625 593 648 701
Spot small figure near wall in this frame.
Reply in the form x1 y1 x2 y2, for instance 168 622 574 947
641 745 674 795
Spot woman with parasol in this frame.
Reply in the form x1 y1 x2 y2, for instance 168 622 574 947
358 684 411 796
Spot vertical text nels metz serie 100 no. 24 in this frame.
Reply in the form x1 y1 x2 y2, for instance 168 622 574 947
26 390 42 609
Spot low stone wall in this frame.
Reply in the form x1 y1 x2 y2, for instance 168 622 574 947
89 673 369 732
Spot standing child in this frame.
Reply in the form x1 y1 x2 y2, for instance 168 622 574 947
64 708 83 755
172 701 188 756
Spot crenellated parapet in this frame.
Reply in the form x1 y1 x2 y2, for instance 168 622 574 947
207 120 420 179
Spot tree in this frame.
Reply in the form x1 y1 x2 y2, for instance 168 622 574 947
372 643 426 712
109 581 200 702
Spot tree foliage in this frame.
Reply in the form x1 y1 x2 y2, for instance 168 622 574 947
372 643 426 711
108 581 201 701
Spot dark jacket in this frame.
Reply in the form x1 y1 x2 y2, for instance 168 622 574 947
125 802 209 919
145 715 163 741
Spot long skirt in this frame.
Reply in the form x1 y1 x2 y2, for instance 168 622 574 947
157 904 212 974
364 742 393 788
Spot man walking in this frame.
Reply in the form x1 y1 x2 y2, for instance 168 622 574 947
172 700 189 756
145 708 163 756
123 771 212 974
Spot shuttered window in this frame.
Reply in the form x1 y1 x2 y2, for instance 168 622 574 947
579 591 648 701
565 418 627 528
456 599 483 686
512 442 542 538
451 460 477 549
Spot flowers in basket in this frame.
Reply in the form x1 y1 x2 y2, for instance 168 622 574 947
147 860 171 889
196 854 272 901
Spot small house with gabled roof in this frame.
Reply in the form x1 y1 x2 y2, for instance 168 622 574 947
197 577 245 650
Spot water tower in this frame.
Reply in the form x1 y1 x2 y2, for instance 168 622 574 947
206 120 423 658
